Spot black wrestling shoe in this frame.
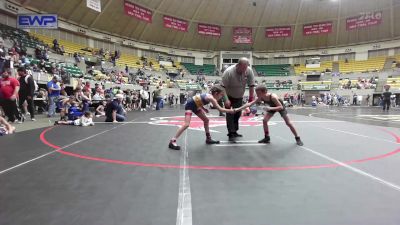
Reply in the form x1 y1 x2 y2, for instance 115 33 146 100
206 139 220 145
169 141 181 150
295 137 304 146
232 132 243 137
227 133 236 142
258 136 270 144
54 121 59 125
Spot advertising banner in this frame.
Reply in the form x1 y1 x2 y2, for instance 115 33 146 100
124 1 152 23
198 23 221 37
303 22 332 35
233 27 252 44
163 15 188 32
346 11 382 30
265 26 292 38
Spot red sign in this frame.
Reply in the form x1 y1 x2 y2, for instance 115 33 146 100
266 26 292 38
163 15 188 32
346 11 382 30
198 23 221 37
233 27 252 35
303 22 333 35
124 1 152 23
233 27 252 44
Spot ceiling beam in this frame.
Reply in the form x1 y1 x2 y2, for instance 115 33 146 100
177 0 205 48
252 0 270 51
290 0 304 50
138 0 165 40
89 0 113 28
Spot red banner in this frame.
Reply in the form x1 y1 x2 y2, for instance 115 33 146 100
233 27 252 44
233 27 252 35
346 11 382 30
266 26 292 38
303 22 333 36
198 23 221 37
124 1 152 23
163 15 188 32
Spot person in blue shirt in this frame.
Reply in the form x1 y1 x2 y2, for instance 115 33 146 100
47 75 61 117
105 94 126 122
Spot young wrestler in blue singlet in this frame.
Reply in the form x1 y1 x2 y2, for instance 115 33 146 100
169 86 235 150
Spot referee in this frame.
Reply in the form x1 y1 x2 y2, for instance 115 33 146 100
221 57 255 141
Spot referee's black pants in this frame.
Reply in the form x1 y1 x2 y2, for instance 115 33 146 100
226 96 243 135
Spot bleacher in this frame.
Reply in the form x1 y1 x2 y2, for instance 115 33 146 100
0 24 44 49
29 58 84 78
386 77 400 89
253 64 291 76
338 56 386 73
299 81 332 91
294 61 333 75
181 63 216 76
29 32 94 56
117 55 161 72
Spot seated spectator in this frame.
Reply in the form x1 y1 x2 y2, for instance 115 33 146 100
73 52 81 63
0 115 16 135
55 111 94 127
59 46 65 55
38 59 46 71
84 81 91 92
95 101 106 117
81 88 92 113
67 101 83 121
105 94 125 122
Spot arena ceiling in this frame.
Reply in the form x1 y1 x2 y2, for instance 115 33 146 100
13 0 400 52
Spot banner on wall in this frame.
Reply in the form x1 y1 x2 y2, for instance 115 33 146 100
198 23 221 37
124 1 152 23
265 26 292 38
346 11 382 30
163 16 188 32
303 22 333 35
233 27 252 44
86 0 101 12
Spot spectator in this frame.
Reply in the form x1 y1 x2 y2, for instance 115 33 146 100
47 75 61 117
95 101 106 117
105 94 125 122
382 85 392 111
152 86 162 110
17 67 35 121
55 111 94 127
140 87 149 111
0 68 22 123
38 59 46 71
